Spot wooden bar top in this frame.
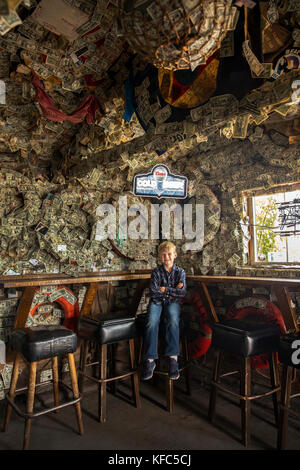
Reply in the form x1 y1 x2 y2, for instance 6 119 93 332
1 270 300 288
189 274 300 288
0 270 152 288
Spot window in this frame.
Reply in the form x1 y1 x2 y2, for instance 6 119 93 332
243 183 300 265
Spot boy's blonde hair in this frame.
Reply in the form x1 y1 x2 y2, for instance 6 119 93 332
158 241 177 254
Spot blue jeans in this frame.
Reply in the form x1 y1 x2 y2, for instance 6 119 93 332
144 301 181 360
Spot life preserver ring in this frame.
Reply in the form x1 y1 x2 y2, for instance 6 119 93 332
226 296 286 369
27 285 79 332
184 291 212 359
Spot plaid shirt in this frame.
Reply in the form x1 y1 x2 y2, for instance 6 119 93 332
149 264 186 305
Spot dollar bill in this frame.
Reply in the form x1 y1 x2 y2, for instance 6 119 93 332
220 31 235 58
154 104 172 124
292 28 300 46
155 122 184 135
0 0 9 15
251 62 273 78
0 16 10 36
232 114 250 139
182 0 199 12
190 105 205 122
253 112 268 125
267 1 279 24
57 288 77 305
242 40 264 76
225 7 239 31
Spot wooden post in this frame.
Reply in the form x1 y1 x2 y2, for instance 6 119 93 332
79 282 100 318
14 286 36 329
274 286 299 333
195 282 219 325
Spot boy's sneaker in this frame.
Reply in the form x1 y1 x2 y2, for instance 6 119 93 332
169 358 180 380
141 360 156 380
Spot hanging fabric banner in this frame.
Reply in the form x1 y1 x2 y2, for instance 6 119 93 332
31 73 100 124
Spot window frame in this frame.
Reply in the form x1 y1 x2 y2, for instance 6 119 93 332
243 182 300 267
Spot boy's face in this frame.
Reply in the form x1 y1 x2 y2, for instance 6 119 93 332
159 248 177 268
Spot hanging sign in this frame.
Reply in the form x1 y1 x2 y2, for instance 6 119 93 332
275 199 300 236
133 164 188 199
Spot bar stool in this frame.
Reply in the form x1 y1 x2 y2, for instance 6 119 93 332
136 312 191 412
77 313 141 423
3 325 83 450
208 318 281 447
277 332 300 450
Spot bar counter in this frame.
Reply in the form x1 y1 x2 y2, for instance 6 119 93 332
0 271 299 333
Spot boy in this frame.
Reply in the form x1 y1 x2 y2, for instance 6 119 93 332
141 241 186 381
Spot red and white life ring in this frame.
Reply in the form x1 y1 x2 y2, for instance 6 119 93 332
27 285 79 332
226 296 286 369
183 291 212 359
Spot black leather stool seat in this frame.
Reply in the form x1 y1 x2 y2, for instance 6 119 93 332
78 313 137 345
78 312 141 423
212 319 280 357
9 326 77 362
279 333 300 368
277 332 300 449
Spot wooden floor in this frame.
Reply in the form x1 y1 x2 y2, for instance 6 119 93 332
1 361 300 452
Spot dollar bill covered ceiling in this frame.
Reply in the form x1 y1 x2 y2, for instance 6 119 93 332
0 0 299 277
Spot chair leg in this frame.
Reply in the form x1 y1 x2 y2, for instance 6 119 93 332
166 378 174 413
240 357 251 448
23 361 37 451
129 339 141 409
67 353 84 435
3 352 21 432
208 349 223 421
98 345 107 423
269 352 280 425
78 340 89 394
52 356 59 413
277 364 292 450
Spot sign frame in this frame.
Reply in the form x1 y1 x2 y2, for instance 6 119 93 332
133 164 188 200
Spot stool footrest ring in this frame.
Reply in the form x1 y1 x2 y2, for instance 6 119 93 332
5 381 82 420
212 380 281 401
154 362 191 376
78 369 137 384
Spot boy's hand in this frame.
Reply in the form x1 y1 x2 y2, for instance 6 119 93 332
159 287 166 293
176 282 184 289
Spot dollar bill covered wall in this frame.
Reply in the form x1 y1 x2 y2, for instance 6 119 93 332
0 0 298 276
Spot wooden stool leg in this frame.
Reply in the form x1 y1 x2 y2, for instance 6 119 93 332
183 335 191 395
138 336 143 365
99 345 107 423
208 349 223 421
240 357 251 448
166 378 174 413
68 353 84 435
78 340 89 394
277 364 292 450
52 356 59 413
23 361 37 451
3 352 21 432
129 339 141 409
110 344 116 395
269 352 280 425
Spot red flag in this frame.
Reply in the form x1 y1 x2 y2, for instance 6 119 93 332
31 73 99 124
